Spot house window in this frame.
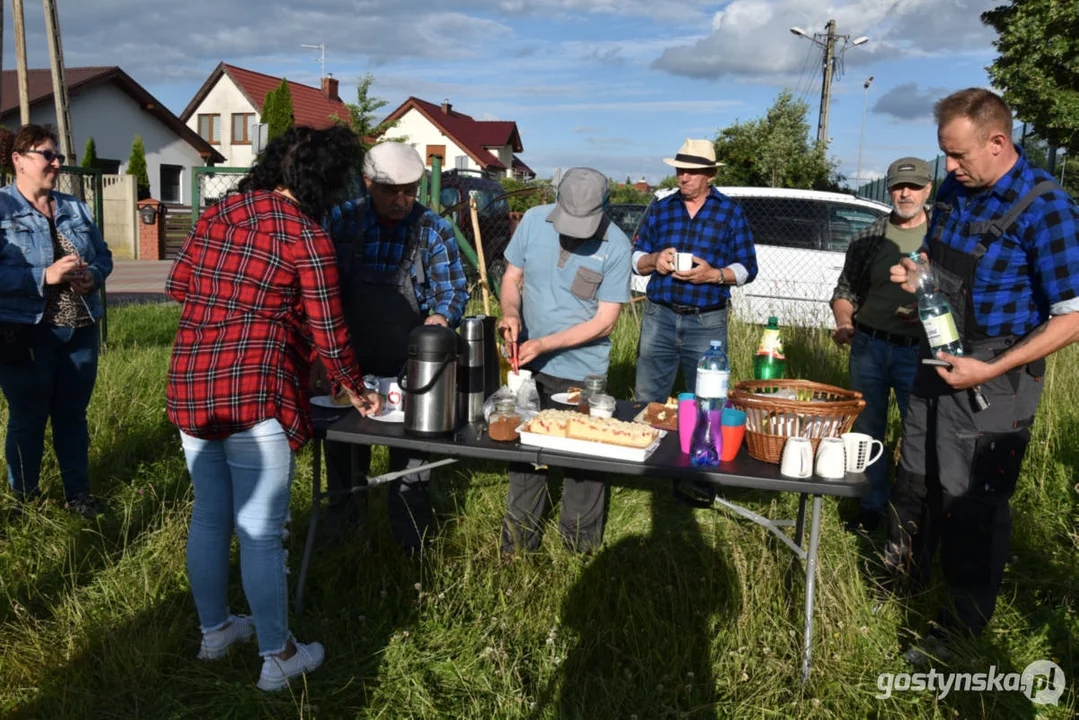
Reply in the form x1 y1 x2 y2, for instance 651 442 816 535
426 145 446 166
160 164 183 204
232 113 255 144
198 114 221 144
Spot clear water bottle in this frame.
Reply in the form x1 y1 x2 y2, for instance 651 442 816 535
907 252 964 356
753 316 786 380
691 340 730 467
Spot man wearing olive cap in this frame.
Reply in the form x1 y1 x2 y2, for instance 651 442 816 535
319 141 469 551
498 167 632 554
830 156 933 534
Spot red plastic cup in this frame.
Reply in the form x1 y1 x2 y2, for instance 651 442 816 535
677 393 696 454
720 424 746 461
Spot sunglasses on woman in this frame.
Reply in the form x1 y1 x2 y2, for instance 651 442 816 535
23 149 66 164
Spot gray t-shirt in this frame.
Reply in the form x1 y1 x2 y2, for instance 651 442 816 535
505 205 631 381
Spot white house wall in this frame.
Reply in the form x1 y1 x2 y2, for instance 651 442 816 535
394 109 481 174
27 82 208 203
184 76 259 167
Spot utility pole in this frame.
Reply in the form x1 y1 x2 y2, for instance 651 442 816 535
790 21 868 148
856 76 873 190
43 0 76 163
817 20 837 145
13 0 31 126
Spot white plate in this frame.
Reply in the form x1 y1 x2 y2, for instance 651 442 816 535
549 392 576 406
311 395 350 409
367 408 405 424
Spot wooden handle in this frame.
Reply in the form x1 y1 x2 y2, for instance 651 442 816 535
469 197 491 316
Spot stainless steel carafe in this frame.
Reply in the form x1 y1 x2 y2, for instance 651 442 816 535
458 317 487 424
399 325 459 436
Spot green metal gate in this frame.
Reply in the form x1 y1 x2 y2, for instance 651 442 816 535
190 166 249 225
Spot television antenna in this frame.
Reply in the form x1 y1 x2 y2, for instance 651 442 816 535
300 43 326 78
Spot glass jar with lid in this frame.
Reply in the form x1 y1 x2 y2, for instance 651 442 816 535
587 393 616 418
577 374 608 414
488 398 521 442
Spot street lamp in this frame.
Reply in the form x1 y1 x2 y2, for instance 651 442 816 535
856 76 874 192
789 19 870 144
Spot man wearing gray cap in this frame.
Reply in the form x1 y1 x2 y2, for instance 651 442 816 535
320 141 469 551
497 167 632 554
830 156 933 533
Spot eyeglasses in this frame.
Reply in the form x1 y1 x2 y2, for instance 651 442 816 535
23 149 66 165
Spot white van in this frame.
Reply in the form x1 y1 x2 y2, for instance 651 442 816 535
633 187 891 327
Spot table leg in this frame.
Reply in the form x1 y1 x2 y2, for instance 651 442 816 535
295 437 323 615
794 494 808 546
800 494 823 683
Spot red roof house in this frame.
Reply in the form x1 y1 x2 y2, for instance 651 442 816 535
180 62 349 167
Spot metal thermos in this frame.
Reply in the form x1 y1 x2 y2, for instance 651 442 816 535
479 314 500 399
399 325 459 437
458 317 487 424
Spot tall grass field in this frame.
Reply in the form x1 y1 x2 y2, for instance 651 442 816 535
0 301 1075 719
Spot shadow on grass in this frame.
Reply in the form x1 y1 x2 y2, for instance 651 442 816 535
534 482 739 719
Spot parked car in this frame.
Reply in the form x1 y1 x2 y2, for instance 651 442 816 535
436 170 512 290
604 203 648 240
635 187 891 327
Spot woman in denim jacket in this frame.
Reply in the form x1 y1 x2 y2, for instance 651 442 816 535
0 124 112 517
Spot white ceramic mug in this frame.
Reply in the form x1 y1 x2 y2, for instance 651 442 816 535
842 432 884 473
506 369 532 394
675 252 694 272
379 377 404 411
780 437 813 478
815 437 847 480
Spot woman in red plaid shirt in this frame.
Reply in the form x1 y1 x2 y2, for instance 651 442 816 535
166 125 381 691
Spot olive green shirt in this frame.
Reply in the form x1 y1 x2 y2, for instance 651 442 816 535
854 221 926 338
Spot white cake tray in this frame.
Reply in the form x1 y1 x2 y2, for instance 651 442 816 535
517 427 665 463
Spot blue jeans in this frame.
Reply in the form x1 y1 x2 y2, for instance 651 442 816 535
634 299 728 402
0 324 98 498
181 419 295 656
848 330 919 513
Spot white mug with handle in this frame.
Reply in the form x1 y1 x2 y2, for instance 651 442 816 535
815 437 847 480
780 437 813 478
842 432 884 473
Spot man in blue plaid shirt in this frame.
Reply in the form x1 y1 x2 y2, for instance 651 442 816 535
633 139 757 402
884 90 1079 664
319 142 469 550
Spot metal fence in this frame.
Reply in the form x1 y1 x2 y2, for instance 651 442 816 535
190 166 247 223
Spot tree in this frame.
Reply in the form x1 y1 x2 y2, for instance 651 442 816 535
982 1 1079 154
330 73 401 150
81 137 98 169
126 135 150 199
263 79 295 141
498 176 552 214
657 175 679 190
713 90 842 191
608 180 649 204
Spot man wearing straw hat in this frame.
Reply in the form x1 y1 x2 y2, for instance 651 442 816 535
498 167 632 555
633 139 757 403
319 141 469 551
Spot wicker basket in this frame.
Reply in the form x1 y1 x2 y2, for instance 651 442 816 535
727 380 865 464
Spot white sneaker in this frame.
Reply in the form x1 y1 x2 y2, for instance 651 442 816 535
257 640 325 691
197 614 255 660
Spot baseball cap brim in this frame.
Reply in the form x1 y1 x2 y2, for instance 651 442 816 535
546 203 603 239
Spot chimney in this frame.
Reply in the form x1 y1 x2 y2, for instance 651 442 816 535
441 99 452 114
321 76 339 102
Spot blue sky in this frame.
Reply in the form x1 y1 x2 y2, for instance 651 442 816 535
3 0 1001 185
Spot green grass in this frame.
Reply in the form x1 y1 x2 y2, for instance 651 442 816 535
0 301 1076 719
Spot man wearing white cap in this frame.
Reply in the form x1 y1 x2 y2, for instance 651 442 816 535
497 167 632 554
633 139 757 402
320 141 469 551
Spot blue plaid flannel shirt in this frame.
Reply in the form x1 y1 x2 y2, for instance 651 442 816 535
926 147 1079 337
325 198 470 327
636 188 757 307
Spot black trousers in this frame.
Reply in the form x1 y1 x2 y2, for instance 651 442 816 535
323 441 432 550
889 336 1042 634
501 373 607 554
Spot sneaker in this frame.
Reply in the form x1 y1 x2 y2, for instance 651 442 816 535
902 633 952 667
65 492 103 518
197 614 255 660
257 640 325 691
